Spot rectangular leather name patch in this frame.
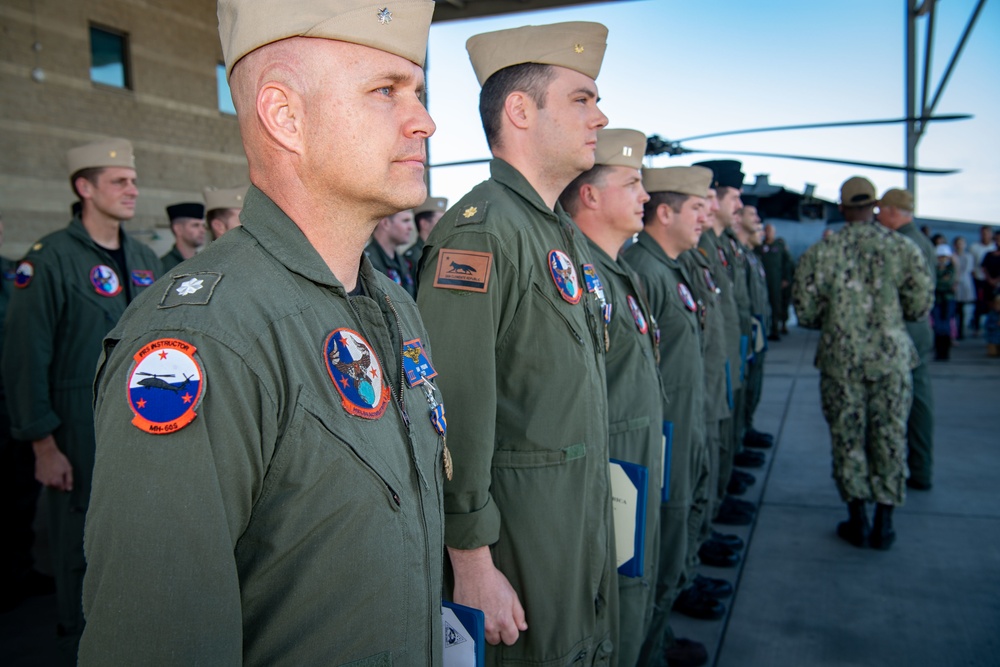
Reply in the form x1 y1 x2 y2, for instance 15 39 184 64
432 249 492 293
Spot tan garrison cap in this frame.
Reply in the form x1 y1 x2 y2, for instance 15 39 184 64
840 176 877 207
204 185 249 212
643 166 712 197
466 21 608 86
595 129 646 169
67 138 135 177
414 196 448 215
879 188 914 212
218 0 435 77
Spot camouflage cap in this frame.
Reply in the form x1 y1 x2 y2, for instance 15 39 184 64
203 185 249 213
879 188 914 212
67 138 135 177
594 129 646 170
841 176 877 207
466 21 608 87
413 196 448 215
642 166 712 197
218 0 436 77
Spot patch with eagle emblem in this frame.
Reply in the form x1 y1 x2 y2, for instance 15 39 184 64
324 328 390 419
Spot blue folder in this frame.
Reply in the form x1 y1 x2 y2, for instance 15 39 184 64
442 600 484 667
610 458 649 578
661 421 673 503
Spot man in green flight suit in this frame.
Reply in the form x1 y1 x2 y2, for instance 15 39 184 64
1 137 161 662
367 208 417 297
403 195 447 295
80 1 446 664
757 223 793 341
417 22 617 663
160 202 206 271
625 166 719 664
560 128 666 667
876 188 936 491
793 177 933 550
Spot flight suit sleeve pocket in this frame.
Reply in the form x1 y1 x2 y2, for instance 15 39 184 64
492 442 586 469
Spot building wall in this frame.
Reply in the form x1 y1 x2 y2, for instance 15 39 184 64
0 0 247 258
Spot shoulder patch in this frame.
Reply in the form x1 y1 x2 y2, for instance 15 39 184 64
698 247 708 258
158 272 223 308
128 338 205 435
14 261 34 288
433 249 492 293
456 201 488 226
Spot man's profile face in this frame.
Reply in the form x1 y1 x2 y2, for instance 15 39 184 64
175 217 207 248
596 166 648 238
301 40 435 216
386 211 414 245
764 224 776 243
80 167 138 221
715 186 742 228
531 66 608 177
670 195 707 251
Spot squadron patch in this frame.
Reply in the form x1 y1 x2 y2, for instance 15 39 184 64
678 283 697 312
386 268 403 286
127 338 204 435
433 248 492 293
90 265 121 297
582 264 611 323
627 295 648 334
402 338 437 388
548 249 581 304
131 270 155 287
14 261 33 288
324 328 390 419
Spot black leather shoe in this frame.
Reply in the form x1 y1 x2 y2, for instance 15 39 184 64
906 478 932 491
673 586 726 620
767 333 781 342
710 530 744 550
727 476 748 495
723 496 757 514
734 450 766 468
731 469 756 487
698 541 740 568
715 502 753 526
870 503 896 550
836 499 870 548
664 638 709 667
693 573 734 598
744 429 774 449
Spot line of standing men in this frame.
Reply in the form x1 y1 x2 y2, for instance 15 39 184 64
2 2 787 665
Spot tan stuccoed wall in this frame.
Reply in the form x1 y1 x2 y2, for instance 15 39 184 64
0 0 247 259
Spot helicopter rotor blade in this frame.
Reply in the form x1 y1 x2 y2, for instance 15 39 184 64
677 114 972 143
675 148 960 175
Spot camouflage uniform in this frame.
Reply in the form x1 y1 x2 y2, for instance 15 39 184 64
793 222 933 505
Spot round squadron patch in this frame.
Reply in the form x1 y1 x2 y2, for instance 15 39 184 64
548 249 581 304
14 261 34 288
678 283 697 312
703 268 717 292
386 268 402 286
90 265 121 297
627 295 648 334
128 338 204 435
324 328 391 419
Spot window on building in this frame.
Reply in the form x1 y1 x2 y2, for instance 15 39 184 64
90 25 130 89
217 63 236 115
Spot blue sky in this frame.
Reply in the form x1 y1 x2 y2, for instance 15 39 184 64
425 0 999 225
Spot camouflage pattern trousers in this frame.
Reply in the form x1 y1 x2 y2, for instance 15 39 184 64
819 369 913 506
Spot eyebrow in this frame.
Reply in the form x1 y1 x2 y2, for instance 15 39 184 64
570 86 598 99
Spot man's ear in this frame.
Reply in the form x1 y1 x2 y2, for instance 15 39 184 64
504 91 531 131
258 81 304 154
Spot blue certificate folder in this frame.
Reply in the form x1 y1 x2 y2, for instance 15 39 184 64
661 421 673 503
442 600 484 667
610 458 649 578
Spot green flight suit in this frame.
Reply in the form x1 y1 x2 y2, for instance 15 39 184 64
160 244 186 272
623 232 705 666
722 229 752 451
1 217 161 661
744 249 770 430
756 237 792 334
403 238 425 296
698 230 740 505
679 247 729 544
417 160 616 666
79 187 445 666
587 240 664 667
793 222 933 505
896 223 937 487
367 240 417 299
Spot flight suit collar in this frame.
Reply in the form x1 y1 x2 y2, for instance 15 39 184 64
66 215 128 251
240 185 387 298
489 158 565 223
635 230 680 268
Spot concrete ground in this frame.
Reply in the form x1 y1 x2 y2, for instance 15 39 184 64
1 325 998 665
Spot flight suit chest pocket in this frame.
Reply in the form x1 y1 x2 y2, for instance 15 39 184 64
530 281 585 346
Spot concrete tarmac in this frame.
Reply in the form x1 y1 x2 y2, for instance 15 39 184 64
1 325 998 665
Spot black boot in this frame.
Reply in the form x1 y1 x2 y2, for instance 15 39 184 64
870 503 896 550
836 500 869 548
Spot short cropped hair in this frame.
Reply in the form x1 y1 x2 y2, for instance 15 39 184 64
643 191 689 225
479 63 555 151
558 165 612 216
70 167 105 199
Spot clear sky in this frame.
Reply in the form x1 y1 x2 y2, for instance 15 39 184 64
424 0 999 225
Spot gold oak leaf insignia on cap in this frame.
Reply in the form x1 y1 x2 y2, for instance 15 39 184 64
109 151 117 158
574 44 584 54
377 7 392 24
463 206 478 218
